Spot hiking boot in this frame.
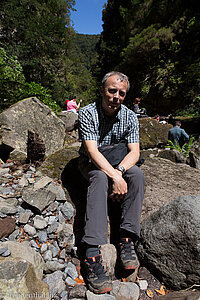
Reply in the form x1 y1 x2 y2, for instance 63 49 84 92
84 254 112 294
119 237 139 270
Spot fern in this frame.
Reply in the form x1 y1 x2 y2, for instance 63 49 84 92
166 136 195 158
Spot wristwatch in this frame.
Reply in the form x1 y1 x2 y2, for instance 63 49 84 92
115 165 125 174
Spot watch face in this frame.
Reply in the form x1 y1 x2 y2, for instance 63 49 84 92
117 166 125 173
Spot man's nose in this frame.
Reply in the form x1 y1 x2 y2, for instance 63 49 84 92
113 90 119 98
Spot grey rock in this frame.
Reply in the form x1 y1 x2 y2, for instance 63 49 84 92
0 258 50 297
43 270 66 297
37 230 48 243
65 262 78 279
47 182 67 201
0 247 8 255
57 223 74 248
33 215 48 229
0 202 18 215
40 243 48 254
86 290 116 299
69 285 87 299
111 280 140 300
58 111 78 131
44 261 65 273
60 201 74 221
65 276 76 286
24 224 37 236
8 229 20 241
0 168 10 176
101 244 117 280
34 176 53 190
189 138 200 169
1 249 11 256
137 195 200 290
0 97 65 158
158 149 186 163
18 175 29 187
59 249 66 259
48 241 60 257
19 210 31 223
47 221 59 234
9 149 27 163
0 241 44 279
22 187 55 213
43 250 53 261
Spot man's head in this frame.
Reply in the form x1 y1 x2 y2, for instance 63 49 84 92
175 120 181 127
100 71 130 116
133 97 141 105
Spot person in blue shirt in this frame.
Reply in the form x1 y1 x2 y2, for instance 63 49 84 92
168 120 189 147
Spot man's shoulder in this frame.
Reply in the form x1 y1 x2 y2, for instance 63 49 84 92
121 104 135 115
79 102 97 114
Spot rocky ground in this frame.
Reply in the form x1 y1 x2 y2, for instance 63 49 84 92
1 157 200 299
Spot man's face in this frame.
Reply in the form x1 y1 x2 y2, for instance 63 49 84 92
100 75 128 116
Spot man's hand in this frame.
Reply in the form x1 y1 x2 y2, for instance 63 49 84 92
109 170 127 202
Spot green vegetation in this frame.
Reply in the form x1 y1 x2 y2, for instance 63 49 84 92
0 0 98 112
0 0 199 118
167 136 195 158
95 0 200 116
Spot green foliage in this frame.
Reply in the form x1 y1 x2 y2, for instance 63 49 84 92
0 47 25 111
18 82 61 114
167 136 195 158
0 47 61 113
95 0 200 116
174 96 200 117
0 0 76 105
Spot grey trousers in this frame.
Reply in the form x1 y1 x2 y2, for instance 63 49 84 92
79 162 145 245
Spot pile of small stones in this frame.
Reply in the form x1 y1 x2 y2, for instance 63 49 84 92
0 160 87 299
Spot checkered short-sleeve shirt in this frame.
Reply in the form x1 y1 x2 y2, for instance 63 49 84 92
78 100 139 158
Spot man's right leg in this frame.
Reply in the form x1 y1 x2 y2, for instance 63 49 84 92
79 162 112 294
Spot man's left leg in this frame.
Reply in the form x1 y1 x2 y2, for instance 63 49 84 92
118 165 145 269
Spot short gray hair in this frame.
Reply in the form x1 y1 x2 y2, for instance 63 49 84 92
102 71 130 91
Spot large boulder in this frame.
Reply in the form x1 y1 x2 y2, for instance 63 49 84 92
38 144 80 180
0 241 44 279
0 257 50 299
58 111 78 131
136 195 200 290
0 97 65 161
139 118 172 149
140 157 200 221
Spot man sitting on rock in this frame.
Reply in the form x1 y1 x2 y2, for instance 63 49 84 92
78 71 145 294
168 120 189 147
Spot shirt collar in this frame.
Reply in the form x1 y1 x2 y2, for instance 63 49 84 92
97 100 121 122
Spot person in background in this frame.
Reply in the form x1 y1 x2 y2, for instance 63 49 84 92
168 113 175 126
67 95 82 114
132 97 147 117
168 120 189 147
78 71 145 294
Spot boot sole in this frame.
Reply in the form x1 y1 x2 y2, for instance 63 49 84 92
88 283 112 294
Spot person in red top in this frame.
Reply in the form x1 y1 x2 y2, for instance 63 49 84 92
63 95 82 114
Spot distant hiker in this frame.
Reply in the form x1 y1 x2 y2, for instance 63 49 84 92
168 120 189 147
168 113 175 126
67 95 82 114
133 97 147 118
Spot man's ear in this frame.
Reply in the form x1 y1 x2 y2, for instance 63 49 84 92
100 86 104 96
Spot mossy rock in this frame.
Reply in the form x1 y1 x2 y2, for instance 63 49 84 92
139 117 172 149
38 145 80 180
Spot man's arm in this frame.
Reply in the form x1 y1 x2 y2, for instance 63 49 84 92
83 140 140 201
118 142 140 171
84 140 127 201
